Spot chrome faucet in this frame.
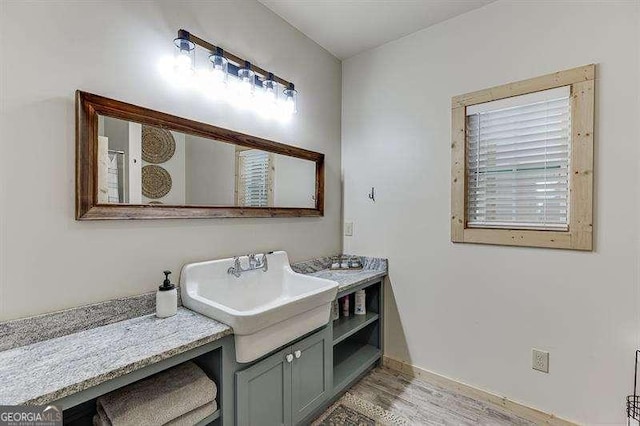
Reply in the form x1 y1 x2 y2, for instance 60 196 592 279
228 253 269 278
228 257 243 278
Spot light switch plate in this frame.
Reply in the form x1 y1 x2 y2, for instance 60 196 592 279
344 222 353 236
532 349 549 373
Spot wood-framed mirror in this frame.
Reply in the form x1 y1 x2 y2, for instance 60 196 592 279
76 91 324 220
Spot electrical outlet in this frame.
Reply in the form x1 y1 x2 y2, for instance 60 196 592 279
344 222 354 236
532 349 549 373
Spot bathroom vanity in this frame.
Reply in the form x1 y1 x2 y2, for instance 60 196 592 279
0 255 386 426
235 275 384 425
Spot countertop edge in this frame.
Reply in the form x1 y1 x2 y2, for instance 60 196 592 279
337 271 387 292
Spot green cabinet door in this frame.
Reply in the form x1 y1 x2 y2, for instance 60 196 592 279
235 326 332 426
236 347 292 426
291 326 332 424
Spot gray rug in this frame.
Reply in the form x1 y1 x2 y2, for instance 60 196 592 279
312 392 409 426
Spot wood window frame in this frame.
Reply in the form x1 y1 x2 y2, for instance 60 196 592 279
450 64 595 250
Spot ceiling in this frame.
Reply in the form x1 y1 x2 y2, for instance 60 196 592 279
258 0 495 60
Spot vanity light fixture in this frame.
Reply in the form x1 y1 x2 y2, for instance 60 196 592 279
165 29 298 120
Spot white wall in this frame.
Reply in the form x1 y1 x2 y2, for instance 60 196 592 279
273 155 316 208
0 0 341 320
342 1 639 424
185 135 236 206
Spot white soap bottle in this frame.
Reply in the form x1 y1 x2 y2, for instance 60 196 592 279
156 270 177 318
355 289 366 315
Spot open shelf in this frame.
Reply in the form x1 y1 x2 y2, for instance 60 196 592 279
195 409 220 426
332 312 379 346
333 341 381 392
330 279 382 401
62 345 225 426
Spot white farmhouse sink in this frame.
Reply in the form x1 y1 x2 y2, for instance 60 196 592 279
180 251 338 363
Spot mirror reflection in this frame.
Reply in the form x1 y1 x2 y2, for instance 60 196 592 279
97 115 316 208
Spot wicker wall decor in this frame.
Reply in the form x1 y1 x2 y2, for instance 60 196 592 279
141 125 175 164
142 165 172 199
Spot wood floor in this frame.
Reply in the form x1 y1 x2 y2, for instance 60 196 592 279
344 367 537 425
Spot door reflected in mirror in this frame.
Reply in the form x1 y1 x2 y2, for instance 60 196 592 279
97 115 317 208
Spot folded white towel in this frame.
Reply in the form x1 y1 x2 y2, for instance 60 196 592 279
95 361 217 426
93 401 217 426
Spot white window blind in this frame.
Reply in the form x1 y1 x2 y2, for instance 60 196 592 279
238 150 271 207
466 86 571 230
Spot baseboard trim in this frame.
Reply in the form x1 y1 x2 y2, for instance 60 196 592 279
382 355 576 426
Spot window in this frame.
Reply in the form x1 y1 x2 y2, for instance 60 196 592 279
466 86 571 231
235 149 274 207
451 65 595 250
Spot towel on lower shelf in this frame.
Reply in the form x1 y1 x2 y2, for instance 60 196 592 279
93 361 217 426
94 401 217 426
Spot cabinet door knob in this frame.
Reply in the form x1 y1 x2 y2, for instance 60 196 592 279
286 354 294 363
294 350 301 359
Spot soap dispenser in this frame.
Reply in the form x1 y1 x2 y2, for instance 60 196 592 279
156 270 177 318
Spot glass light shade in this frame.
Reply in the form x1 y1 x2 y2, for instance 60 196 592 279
255 79 279 119
173 37 195 77
262 79 279 104
282 85 298 115
237 67 255 96
209 54 228 84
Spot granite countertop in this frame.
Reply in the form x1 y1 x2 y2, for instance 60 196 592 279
292 255 388 294
310 269 387 294
0 308 232 406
